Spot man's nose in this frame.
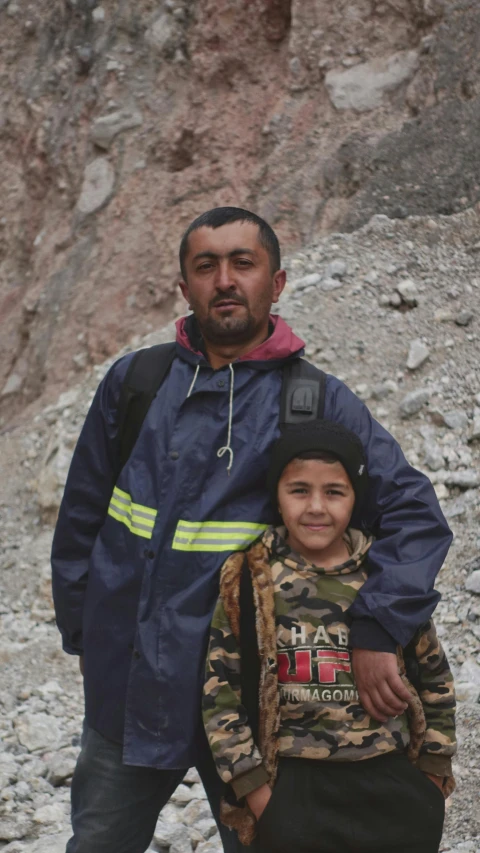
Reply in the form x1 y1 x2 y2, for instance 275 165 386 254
215 261 236 291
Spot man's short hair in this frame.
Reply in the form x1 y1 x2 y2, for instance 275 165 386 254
179 207 281 279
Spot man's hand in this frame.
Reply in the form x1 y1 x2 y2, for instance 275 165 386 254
424 773 444 793
352 649 411 722
79 655 85 676
246 783 272 821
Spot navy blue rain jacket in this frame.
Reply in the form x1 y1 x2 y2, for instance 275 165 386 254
51 314 452 769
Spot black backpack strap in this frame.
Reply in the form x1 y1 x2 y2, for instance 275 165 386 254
116 342 176 476
280 358 327 428
239 555 260 744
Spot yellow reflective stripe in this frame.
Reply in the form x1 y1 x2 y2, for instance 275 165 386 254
172 520 267 552
107 487 157 540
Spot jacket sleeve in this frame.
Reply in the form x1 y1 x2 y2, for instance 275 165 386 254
324 376 452 649
410 620 456 778
203 594 269 799
50 355 132 655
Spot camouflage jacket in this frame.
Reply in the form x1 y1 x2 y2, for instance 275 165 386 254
203 526 456 844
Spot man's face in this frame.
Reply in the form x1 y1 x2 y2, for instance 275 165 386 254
179 222 286 346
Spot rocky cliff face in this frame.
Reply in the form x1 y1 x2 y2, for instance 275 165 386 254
1 0 479 422
1 209 479 850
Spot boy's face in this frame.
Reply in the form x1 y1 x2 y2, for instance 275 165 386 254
277 457 355 564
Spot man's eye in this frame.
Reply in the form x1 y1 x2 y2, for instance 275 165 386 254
198 263 213 271
235 259 253 267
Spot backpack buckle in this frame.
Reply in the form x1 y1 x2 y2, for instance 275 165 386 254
291 387 314 414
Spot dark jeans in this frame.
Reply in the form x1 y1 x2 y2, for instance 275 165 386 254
66 726 244 853
256 754 445 853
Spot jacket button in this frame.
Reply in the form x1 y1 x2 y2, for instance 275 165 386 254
133 650 141 660
169 451 179 460
217 379 225 387
144 549 155 559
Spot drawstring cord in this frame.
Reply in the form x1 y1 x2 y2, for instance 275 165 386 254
217 363 235 475
186 364 200 398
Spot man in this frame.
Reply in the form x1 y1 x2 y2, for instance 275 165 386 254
52 207 452 853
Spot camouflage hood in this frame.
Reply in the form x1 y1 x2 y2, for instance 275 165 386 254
263 525 373 576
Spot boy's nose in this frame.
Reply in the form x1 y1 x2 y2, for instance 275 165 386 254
308 494 326 513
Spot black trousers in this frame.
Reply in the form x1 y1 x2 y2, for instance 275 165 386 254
255 753 445 853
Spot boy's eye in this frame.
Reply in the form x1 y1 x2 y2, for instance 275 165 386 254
326 489 344 497
290 487 308 494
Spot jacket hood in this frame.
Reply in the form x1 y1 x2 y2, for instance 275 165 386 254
262 525 373 576
175 314 304 364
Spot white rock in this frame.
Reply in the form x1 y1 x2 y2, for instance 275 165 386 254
396 278 418 306
466 572 480 595
371 380 397 400
20 831 71 852
470 408 480 441
194 818 218 841
399 389 430 418
145 14 182 55
320 276 344 292
188 782 207 800
325 50 419 112
37 680 63 699
183 767 201 784
406 339 430 370
46 750 77 786
456 659 480 703
154 821 192 851
195 839 223 853
444 470 480 489
0 753 18 790
325 259 347 279
77 158 115 216
1 842 26 853
36 435 76 514
294 273 322 291
170 783 196 804
433 483 449 500
423 439 444 471
1 373 23 397
92 6 105 22
181 799 213 826
0 815 32 842
444 410 469 430
15 713 62 753
33 802 66 826
91 108 143 150
158 802 183 824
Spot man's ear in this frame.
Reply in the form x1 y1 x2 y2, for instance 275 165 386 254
178 279 191 308
272 269 287 304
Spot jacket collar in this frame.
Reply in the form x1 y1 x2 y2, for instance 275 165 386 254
262 525 373 575
175 314 305 366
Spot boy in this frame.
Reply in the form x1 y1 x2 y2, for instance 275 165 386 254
203 421 456 853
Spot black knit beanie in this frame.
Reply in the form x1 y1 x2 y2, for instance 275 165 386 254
267 420 368 508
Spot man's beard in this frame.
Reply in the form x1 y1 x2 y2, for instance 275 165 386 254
199 310 259 345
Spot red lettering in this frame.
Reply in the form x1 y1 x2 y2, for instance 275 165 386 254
278 650 312 683
316 650 351 684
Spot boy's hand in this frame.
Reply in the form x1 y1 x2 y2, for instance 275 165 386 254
246 783 272 821
352 649 411 722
